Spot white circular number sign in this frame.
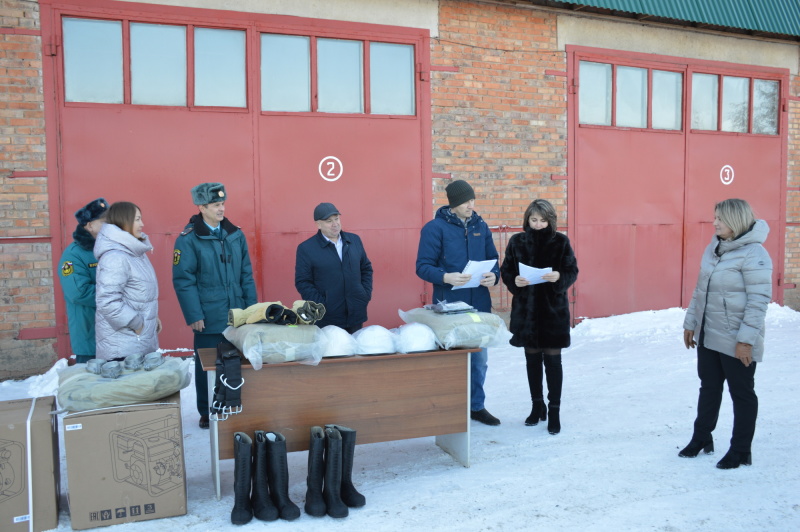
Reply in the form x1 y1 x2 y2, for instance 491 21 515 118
720 165 734 186
319 156 343 182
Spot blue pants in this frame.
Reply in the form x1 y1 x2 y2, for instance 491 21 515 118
194 332 225 417
693 339 758 453
470 348 488 411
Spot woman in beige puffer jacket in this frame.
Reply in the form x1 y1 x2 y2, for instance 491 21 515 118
94 202 161 361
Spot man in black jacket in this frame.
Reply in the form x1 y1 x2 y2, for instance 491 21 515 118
295 203 373 333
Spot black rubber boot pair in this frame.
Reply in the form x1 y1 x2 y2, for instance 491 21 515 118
231 431 300 525
305 424 366 519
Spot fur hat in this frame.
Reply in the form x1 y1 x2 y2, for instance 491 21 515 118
314 202 340 221
191 182 226 205
74 198 108 226
446 180 475 208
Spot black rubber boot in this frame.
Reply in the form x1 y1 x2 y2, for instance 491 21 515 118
251 431 279 521
231 432 253 525
322 427 349 518
265 432 300 521
304 426 326 517
525 350 546 426
327 424 365 508
544 354 563 435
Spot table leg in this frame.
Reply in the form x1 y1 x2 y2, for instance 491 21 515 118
207 369 221 500
435 349 471 467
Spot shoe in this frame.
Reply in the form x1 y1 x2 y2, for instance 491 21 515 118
716 449 752 469
470 408 500 426
547 405 560 435
525 400 547 426
678 437 714 458
199 415 210 429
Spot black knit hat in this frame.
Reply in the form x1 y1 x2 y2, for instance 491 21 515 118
74 198 108 225
446 180 475 208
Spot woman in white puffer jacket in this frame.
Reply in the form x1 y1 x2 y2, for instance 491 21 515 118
95 202 161 361
680 198 772 470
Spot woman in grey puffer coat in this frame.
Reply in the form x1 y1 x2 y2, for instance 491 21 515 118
680 198 772 470
95 202 161 361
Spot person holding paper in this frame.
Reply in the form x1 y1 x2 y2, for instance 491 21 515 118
500 199 578 435
416 179 501 426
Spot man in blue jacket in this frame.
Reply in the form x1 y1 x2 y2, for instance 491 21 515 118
295 203 373 334
57 198 108 363
173 182 257 428
416 180 501 426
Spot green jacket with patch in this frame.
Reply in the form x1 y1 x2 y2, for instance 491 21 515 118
172 215 257 334
57 225 99 357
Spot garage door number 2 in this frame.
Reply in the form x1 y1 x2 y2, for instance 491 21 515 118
319 156 344 182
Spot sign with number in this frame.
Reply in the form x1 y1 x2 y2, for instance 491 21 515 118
319 156 343 182
720 164 734 185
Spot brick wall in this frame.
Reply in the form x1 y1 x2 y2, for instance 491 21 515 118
0 0 56 379
785 72 800 310
431 1 568 312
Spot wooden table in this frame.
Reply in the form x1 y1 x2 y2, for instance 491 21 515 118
199 348 473 500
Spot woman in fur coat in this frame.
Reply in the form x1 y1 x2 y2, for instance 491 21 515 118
500 199 578 434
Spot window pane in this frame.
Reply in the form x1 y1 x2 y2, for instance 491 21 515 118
261 34 310 112
63 18 122 103
370 42 415 115
131 23 186 106
691 73 718 130
721 76 749 133
579 61 611 126
194 28 246 108
318 38 363 114
652 70 682 130
753 79 779 135
616 66 647 128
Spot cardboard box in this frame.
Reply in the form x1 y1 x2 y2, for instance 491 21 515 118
0 396 60 532
63 393 186 530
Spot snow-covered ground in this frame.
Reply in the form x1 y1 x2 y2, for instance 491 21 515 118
2 304 799 531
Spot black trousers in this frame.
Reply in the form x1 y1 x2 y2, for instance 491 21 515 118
194 332 225 417
693 337 758 453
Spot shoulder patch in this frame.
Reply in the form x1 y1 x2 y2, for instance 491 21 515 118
89 262 98 268
173 249 181 266
180 227 194 236
61 261 74 276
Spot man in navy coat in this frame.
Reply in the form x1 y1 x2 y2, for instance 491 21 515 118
416 180 501 426
295 203 373 334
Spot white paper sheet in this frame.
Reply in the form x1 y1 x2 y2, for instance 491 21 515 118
519 262 552 285
453 259 497 290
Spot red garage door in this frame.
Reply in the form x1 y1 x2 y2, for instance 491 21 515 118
569 47 786 319
42 1 431 355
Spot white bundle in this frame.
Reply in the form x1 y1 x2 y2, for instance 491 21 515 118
223 324 324 370
398 308 512 349
320 325 358 358
57 357 192 412
352 325 396 355
393 322 438 353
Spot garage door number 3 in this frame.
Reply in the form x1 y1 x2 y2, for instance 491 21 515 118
720 164 734 186
319 156 344 182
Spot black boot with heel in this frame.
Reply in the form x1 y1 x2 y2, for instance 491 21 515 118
678 437 714 458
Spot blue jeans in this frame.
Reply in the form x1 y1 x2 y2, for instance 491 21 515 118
470 348 488 411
